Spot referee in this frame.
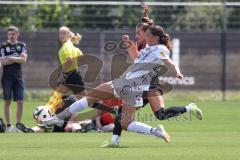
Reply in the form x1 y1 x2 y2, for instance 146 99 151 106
0 26 28 132
57 26 85 98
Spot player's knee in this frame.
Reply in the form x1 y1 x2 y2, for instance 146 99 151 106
75 90 87 99
4 100 11 106
120 119 130 130
86 97 95 107
17 100 23 105
120 120 127 130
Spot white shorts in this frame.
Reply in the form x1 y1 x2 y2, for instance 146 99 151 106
109 57 165 107
109 79 144 107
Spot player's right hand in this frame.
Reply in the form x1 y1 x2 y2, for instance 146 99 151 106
176 73 184 79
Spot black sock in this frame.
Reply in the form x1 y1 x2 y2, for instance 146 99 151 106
113 107 122 136
7 124 12 128
155 106 187 120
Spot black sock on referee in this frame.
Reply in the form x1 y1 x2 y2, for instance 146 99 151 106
155 107 187 120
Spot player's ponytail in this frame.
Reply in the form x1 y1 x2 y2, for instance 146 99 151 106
164 34 173 50
59 26 82 45
141 17 154 26
70 32 82 45
136 15 154 32
141 4 154 26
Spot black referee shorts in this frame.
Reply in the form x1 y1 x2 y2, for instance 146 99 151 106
63 71 85 94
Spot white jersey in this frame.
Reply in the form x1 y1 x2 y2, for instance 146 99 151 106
126 44 170 86
135 44 169 64
111 44 170 106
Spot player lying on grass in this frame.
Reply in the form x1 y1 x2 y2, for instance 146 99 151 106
65 99 123 133
43 25 188 144
29 90 121 133
33 90 84 132
94 106 116 132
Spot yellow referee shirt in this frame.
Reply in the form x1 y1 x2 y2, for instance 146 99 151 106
58 40 83 73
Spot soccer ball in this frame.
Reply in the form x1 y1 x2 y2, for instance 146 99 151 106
33 106 53 127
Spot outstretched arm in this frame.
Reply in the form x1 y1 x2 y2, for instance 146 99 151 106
164 58 183 79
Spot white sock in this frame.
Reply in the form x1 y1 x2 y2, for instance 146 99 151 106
127 121 154 135
185 105 192 112
69 97 88 113
112 135 120 144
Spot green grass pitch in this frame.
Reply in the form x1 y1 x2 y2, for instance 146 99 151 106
0 100 239 160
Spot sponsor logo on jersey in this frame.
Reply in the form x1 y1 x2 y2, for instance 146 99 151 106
160 51 165 57
16 45 22 52
11 47 16 52
6 47 10 53
12 52 19 57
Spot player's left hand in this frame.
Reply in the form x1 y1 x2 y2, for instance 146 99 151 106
129 40 138 53
122 35 129 42
176 73 184 79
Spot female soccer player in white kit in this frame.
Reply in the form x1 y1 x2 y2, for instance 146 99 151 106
44 25 184 143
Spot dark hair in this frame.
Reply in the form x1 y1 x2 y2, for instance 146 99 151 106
8 26 19 33
165 34 172 50
136 22 150 32
148 25 170 47
136 15 154 32
141 16 154 26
